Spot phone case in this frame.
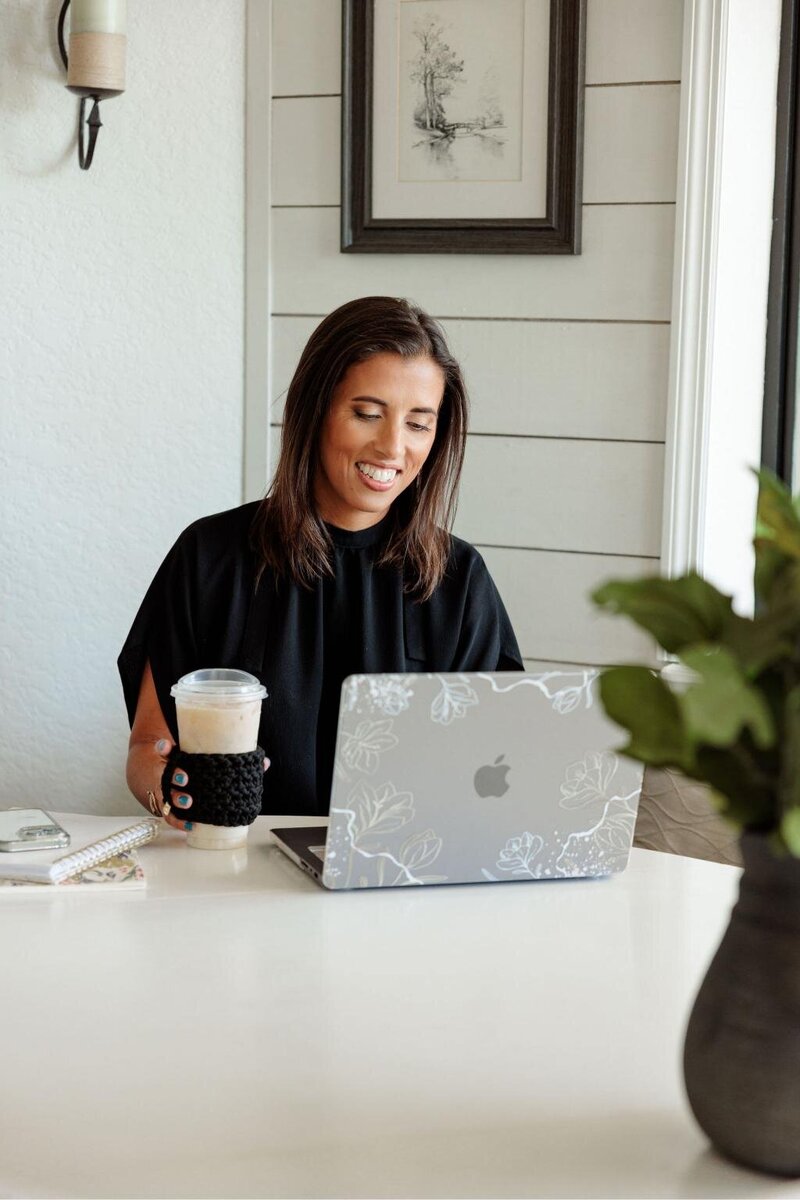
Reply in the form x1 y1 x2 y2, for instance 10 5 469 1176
0 809 71 853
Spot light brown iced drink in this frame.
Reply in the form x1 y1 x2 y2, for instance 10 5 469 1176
175 698 262 754
170 669 267 850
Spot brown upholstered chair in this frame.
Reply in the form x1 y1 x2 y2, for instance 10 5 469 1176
635 766 742 867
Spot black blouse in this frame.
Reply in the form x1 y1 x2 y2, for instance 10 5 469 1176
118 502 524 815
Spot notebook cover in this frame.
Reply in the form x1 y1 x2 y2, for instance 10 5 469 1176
0 849 146 892
0 813 153 890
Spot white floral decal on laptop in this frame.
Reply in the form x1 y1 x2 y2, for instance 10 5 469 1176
342 675 415 717
327 781 447 887
487 751 638 879
431 675 480 725
339 719 399 776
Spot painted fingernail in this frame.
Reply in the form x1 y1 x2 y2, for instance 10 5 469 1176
156 739 170 754
173 770 188 785
175 794 192 808
184 822 193 831
263 757 270 771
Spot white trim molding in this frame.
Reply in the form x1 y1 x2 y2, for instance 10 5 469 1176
662 0 781 616
661 0 727 586
244 0 273 503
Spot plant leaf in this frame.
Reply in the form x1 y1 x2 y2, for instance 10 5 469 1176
753 540 790 607
754 469 800 602
716 560 800 676
695 745 774 828
722 610 797 678
598 667 693 769
778 686 800 824
755 468 800 558
780 808 800 856
678 645 776 749
592 574 733 654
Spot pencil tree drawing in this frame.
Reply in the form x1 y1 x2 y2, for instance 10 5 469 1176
396 0 527 186
409 14 505 139
410 16 465 132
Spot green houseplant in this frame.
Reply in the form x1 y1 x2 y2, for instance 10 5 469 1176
592 468 800 1177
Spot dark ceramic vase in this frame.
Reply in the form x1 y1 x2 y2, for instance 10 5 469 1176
683 832 800 1176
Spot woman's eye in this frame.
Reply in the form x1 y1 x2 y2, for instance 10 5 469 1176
353 411 431 432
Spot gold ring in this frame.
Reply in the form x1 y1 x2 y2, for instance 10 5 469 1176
146 790 169 819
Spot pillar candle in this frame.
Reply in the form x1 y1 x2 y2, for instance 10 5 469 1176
69 0 126 35
67 0 126 95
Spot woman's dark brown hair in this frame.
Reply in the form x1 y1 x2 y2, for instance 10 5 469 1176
251 295 469 601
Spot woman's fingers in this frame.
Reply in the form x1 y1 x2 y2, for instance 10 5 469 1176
157 752 266 831
169 767 192 811
165 810 193 832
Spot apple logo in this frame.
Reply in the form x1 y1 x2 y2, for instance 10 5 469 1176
473 755 510 798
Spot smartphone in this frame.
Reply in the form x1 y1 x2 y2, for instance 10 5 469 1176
0 809 71 853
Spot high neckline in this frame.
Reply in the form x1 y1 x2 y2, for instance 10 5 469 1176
324 509 394 549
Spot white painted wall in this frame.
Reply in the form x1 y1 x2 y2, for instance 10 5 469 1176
1 0 246 814
261 0 685 671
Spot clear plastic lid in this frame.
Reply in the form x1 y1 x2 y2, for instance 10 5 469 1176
170 668 267 702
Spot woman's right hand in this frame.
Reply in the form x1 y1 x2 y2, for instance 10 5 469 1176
126 661 197 832
126 735 196 832
127 735 272 833
157 736 198 832
126 661 269 832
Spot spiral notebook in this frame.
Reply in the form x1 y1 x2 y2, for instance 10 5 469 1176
0 813 159 890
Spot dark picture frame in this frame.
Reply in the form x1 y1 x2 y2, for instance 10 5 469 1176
341 0 586 255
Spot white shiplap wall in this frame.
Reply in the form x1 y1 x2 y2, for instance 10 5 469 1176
266 0 683 668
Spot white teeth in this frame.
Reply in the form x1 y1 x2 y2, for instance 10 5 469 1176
357 462 397 483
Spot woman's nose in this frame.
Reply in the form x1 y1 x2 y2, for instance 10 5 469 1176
373 422 404 460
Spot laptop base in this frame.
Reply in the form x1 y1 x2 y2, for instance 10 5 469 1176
271 826 328 886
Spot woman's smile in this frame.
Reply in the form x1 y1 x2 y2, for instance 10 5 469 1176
355 461 400 489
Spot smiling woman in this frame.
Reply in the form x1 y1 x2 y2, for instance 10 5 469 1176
118 297 523 821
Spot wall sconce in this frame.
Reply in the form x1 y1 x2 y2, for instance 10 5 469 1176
57 0 126 170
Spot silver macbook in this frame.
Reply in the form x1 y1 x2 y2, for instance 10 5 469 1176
271 670 644 890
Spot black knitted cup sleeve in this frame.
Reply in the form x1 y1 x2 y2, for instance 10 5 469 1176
162 746 265 827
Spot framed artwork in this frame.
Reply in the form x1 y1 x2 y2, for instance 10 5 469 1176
341 0 586 254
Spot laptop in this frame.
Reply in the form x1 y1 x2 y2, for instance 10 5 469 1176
271 670 644 890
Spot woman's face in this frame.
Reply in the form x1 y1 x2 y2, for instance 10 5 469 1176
314 352 445 530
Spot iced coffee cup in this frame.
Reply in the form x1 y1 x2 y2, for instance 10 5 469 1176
170 668 267 850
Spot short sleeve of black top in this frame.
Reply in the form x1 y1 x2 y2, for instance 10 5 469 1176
118 502 524 816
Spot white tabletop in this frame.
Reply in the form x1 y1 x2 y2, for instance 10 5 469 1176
1 815 797 1200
